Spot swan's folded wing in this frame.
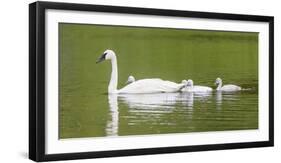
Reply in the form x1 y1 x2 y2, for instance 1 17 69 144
221 84 242 91
193 86 213 92
118 79 181 94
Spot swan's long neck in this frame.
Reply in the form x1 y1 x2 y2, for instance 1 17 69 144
108 56 118 94
216 81 222 90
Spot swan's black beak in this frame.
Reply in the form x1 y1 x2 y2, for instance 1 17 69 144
96 53 106 63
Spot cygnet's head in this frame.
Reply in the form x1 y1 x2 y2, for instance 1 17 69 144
215 77 222 85
96 49 116 63
181 79 193 87
126 75 135 84
181 80 187 85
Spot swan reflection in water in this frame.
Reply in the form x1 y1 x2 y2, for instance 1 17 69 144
106 94 119 136
215 91 240 110
105 92 212 136
119 93 192 109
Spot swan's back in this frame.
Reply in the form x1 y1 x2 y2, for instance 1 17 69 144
181 85 212 92
118 78 183 94
193 86 213 92
220 84 241 92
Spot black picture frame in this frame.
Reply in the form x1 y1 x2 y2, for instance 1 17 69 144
29 1 274 162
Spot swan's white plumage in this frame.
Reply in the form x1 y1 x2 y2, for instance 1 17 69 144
192 86 213 92
119 78 185 94
219 85 242 91
215 78 241 92
181 79 212 93
97 50 185 94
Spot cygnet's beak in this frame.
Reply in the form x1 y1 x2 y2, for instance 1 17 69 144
96 53 106 63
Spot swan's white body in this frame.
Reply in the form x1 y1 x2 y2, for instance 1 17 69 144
181 79 212 93
215 78 241 92
97 50 186 94
119 78 185 94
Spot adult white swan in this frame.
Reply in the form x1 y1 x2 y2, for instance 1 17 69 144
215 77 241 92
181 79 212 93
96 50 186 94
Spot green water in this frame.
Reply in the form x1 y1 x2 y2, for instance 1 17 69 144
59 23 258 139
